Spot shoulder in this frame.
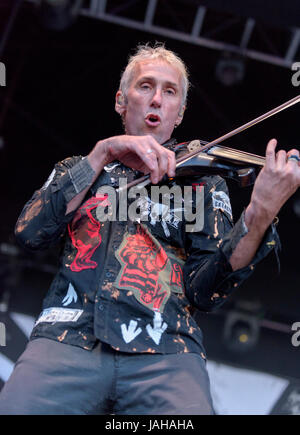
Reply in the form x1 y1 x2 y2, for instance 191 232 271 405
55 155 84 170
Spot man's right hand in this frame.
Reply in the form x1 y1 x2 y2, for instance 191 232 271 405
66 135 176 215
88 135 176 185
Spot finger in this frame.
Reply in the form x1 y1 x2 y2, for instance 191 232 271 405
156 151 169 181
167 150 176 178
276 149 287 170
134 141 159 183
150 141 176 180
146 138 169 183
286 148 300 166
265 138 277 170
144 150 160 184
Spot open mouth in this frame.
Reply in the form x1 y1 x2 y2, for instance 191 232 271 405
145 113 161 127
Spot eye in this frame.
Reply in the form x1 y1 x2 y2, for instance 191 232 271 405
165 88 176 95
140 83 151 91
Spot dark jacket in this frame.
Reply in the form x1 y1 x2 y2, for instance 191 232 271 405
15 140 279 356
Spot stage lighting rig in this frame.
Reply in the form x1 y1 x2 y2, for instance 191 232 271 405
223 301 262 353
39 0 83 31
215 52 245 86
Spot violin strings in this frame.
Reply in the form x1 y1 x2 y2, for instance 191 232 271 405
118 94 300 192
176 94 300 167
199 140 265 164
207 147 265 166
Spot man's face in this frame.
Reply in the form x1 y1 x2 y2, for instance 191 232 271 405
116 59 185 144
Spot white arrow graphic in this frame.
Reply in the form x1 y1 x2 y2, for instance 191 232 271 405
62 283 78 307
121 320 142 343
146 311 168 345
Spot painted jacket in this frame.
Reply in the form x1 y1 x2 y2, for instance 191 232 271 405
14 139 279 356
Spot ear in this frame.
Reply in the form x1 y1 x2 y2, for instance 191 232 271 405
175 105 186 126
115 90 127 116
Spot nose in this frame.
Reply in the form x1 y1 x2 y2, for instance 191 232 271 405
150 87 162 108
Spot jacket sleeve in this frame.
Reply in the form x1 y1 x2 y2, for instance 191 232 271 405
182 175 280 312
15 155 95 251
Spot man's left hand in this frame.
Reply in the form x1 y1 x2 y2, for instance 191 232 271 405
245 138 300 236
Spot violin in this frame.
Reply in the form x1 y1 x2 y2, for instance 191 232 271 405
174 140 264 187
117 95 300 192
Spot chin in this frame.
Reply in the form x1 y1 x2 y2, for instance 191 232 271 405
128 127 170 145
146 130 170 144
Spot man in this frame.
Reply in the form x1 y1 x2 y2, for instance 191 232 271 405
0 43 299 415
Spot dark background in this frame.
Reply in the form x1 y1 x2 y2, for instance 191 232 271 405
0 0 299 396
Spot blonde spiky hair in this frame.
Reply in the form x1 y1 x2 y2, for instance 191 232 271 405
119 42 189 108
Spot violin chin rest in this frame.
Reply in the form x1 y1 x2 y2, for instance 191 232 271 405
236 167 257 187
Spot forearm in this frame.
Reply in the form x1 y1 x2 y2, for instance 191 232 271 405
15 140 109 247
229 201 271 271
65 141 108 215
15 156 85 250
229 137 300 270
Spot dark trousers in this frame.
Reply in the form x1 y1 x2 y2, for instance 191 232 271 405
0 338 214 415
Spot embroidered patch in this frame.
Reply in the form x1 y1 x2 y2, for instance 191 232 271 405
62 283 78 306
121 320 142 343
114 224 184 314
146 311 168 345
212 191 232 219
136 195 182 238
35 307 83 325
67 195 109 272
